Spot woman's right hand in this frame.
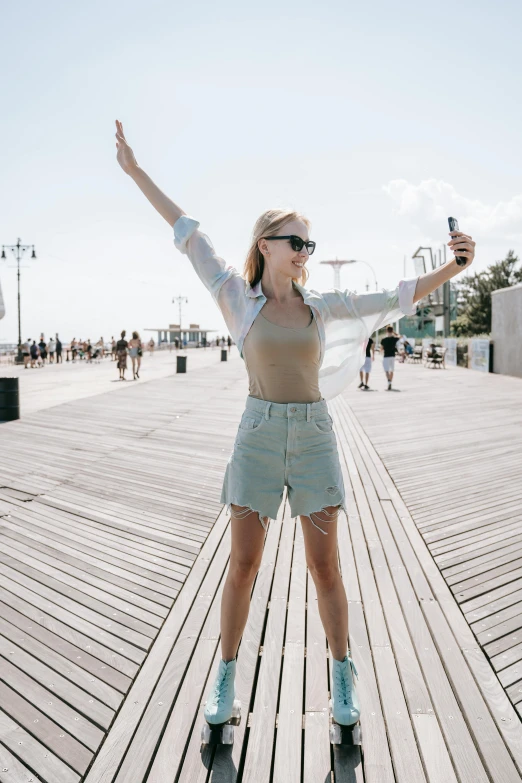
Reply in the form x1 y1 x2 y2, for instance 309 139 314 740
115 120 139 175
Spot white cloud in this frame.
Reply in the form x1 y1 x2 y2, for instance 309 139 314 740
383 179 522 242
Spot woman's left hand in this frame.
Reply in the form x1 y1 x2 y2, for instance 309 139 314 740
448 231 476 270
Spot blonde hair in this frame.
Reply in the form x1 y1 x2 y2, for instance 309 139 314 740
243 209 311 287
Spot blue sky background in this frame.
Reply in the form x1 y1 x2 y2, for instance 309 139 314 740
1 0 521 343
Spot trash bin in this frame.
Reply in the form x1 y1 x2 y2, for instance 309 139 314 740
176 355 187 373
0 377 20 421
221 349 227 362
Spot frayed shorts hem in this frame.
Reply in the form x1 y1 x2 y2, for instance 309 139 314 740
223 498 347 536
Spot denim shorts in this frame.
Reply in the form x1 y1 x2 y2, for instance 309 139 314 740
220 395 346 536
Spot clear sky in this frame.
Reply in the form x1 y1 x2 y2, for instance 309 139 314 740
1 0 521 344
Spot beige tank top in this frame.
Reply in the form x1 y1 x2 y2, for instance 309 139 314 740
242 307 321 403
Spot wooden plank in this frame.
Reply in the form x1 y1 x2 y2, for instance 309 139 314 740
273 517 307 783
343 369 522 777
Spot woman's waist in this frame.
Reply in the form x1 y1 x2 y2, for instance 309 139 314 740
245 394 328 417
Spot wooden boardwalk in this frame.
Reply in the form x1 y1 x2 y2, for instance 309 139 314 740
0 354 521 782
346 360 522 724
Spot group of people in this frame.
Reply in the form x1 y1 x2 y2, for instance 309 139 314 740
113 330 150 380
358 326 414 391
21 334 63 368
19 333 155 377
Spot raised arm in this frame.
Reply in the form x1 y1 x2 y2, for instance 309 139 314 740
115 120 185 226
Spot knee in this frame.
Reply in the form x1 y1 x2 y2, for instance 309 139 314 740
229 560 260 586
308 560 340 588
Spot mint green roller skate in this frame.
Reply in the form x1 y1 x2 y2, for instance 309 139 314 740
201 658 241 746
329 651 362 745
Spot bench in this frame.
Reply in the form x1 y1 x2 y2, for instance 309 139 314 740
425 346 446 369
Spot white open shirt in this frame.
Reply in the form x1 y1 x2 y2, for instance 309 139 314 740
174 216 419 401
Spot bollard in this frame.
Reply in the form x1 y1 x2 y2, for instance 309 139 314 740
221 349 227 362
0 377 20 421
176 355 187 373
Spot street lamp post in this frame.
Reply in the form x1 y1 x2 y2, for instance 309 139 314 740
1 238 37 363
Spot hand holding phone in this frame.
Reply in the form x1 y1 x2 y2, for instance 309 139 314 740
447 217 468 266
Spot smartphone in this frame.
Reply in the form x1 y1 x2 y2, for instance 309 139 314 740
447 217 467 266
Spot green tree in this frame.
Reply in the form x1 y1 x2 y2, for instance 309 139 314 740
451 250 522 336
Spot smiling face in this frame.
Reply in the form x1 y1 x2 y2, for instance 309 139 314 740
258 219 311 281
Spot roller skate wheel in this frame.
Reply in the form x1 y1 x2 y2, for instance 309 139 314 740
329 723 342 744
201 723 212 744
231 699 241 723
352 724 362 745
221 724 235 744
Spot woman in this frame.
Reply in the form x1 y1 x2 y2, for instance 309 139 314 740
116 330 129 380
115 119 476 741
128 331 142 379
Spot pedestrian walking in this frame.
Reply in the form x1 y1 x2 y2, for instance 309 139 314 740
116 330 129 380
227 335 232 352
96 337 105 359
21 338 31 368
55 334 63 363
148 337 155 355
115 117 476 749
30 340 39 368
128 331 142 379
111 336 117 360
380 326 400 390
358 336 375 390
48 336 56 363
38 337 47 365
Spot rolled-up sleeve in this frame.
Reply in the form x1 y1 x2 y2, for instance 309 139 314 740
173 214 201 254
173 215 238 302
398 277 418 316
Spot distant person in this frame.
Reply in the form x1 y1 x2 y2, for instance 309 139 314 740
96 337 105 359
71 338 77 362
227 335 232 352
381 326 400 391
55 334 63 363
30 340 39 368
116 330 129 380
21 338 31 368
427 343 442 360
111 336 117 360
85 339 93 362
48 336 56 363
38 337 47 365
148 337 155 355
404 339 413 357
358 336 375 390
128 331 142 379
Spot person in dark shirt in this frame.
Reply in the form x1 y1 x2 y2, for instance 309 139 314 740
116 330 129 380
55 334 63 363
359 336 375 390
380 326 400 390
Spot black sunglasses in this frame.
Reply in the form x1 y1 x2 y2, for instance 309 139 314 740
263 235 316 255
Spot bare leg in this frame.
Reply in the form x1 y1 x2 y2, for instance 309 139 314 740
300 507 349 660
220 505 267 661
